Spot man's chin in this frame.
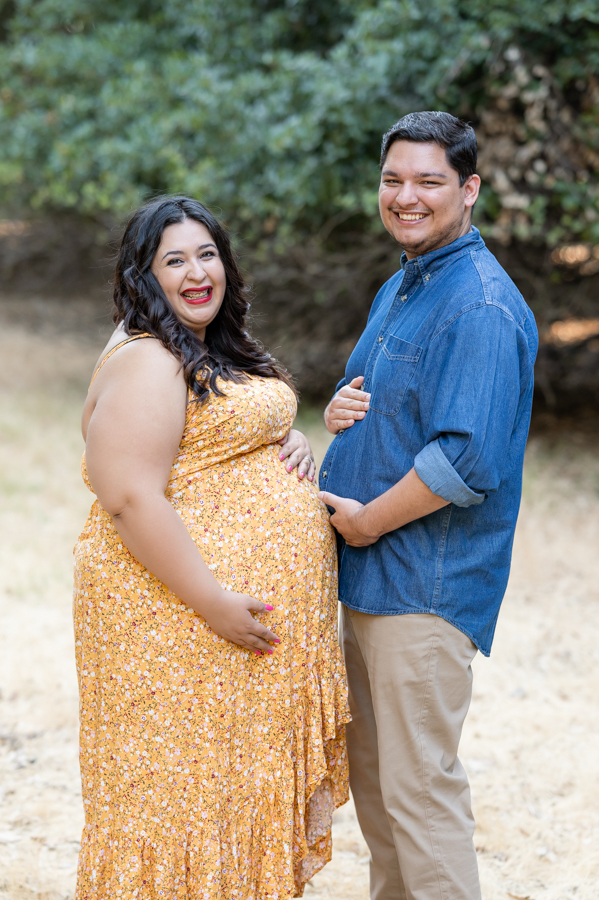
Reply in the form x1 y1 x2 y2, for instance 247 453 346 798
383 218 434 254
395 233 436 257
387 216 472 257
394 227 462 258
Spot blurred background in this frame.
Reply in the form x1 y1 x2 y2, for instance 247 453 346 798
1 0 599 407
1 2 599 900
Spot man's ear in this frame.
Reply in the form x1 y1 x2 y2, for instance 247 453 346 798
464 174 481 209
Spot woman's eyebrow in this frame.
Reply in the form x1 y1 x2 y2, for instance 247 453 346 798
161 243 217 261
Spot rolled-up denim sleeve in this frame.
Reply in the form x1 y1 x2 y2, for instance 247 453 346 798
414 304 524 507
414 439 485 507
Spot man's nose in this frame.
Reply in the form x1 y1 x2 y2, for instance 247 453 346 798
394 181 420 208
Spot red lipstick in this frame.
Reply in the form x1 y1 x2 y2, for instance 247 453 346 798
180 286 213 305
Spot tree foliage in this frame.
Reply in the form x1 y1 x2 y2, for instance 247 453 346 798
0 0 598 247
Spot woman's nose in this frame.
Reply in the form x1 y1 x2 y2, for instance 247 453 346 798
187 259 208 282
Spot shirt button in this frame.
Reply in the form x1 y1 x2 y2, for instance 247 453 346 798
400 294 408 302
378 335 383 342
424 273 431 282
322 471 327 478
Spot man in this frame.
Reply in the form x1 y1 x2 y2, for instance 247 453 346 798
318 110 538 900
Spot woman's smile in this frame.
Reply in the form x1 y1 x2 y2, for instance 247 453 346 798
181 285 213 305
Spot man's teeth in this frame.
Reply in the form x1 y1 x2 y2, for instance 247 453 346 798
397 213 427 221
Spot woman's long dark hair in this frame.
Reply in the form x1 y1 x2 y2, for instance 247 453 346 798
112 195 296 400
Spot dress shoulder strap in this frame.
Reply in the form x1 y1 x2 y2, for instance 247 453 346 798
89 333 155 386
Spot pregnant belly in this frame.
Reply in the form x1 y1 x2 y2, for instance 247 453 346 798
168 443 336 601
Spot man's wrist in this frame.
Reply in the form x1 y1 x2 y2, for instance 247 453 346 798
356 503 383 541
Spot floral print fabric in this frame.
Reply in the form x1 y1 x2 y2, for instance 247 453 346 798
73 346 350 900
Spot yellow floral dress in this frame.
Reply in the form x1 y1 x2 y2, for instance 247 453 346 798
73 336 350 900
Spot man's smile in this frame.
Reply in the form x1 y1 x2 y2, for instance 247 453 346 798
392 211 429 222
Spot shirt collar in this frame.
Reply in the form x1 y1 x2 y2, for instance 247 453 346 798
400 227 485 278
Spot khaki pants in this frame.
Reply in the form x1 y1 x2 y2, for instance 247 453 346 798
340 607 481 900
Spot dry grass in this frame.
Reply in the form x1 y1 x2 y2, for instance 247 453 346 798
1 303 599 900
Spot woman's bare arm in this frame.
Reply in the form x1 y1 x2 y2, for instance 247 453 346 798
84 339 280 654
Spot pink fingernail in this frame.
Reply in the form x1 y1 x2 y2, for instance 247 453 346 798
309 476 314 482
273 639 281 643
287 466 292 472
254 651 262 656
279 454 285 461
265 604 275 611
267 649 273 654
300 473 305 479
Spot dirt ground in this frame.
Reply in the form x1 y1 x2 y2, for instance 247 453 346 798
1 299 599 900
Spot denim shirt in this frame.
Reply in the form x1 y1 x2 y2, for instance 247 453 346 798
319 229 538 655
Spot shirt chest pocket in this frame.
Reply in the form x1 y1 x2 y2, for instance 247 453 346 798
369 335 423 416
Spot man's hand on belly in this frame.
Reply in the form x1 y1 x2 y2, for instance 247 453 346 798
317 493 376 547
319 469 449 546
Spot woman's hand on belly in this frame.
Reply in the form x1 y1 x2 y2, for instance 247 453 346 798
202 589 280 656
278 428 316 482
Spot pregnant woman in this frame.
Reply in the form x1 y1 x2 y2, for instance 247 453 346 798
73 196 350 899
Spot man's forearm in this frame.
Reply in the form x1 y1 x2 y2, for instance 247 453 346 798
358 468 449 539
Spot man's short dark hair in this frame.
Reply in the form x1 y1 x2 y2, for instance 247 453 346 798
380 111 477 186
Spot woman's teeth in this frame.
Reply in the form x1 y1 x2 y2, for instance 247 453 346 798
183 288 211 299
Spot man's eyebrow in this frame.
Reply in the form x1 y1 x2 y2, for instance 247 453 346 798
161 242 217 260
381 169 448 179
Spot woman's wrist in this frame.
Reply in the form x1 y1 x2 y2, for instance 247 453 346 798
193 582 224 615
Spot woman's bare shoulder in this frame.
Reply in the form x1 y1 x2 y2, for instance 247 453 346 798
82 331 186 439
91 329 181 384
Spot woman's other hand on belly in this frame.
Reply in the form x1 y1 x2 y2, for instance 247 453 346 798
278 428 316 481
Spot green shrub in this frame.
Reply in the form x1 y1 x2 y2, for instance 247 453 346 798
1 0 598 247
